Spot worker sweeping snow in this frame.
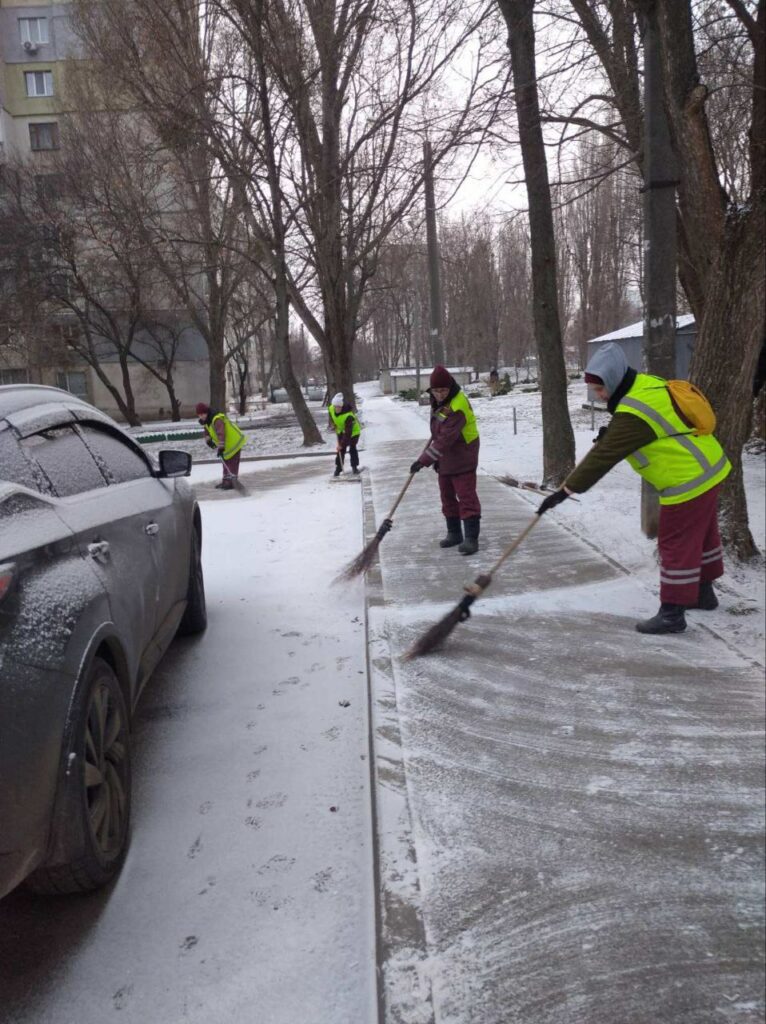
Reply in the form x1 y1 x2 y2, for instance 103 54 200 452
410 365 481 555
328 392 362 477
537 342 731 635
197 402 246 490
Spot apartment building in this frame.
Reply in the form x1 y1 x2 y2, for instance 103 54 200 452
0 1 211 422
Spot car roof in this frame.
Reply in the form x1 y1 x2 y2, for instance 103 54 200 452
0 385 122 435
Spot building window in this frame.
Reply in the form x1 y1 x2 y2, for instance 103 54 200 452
19 18 49 46
56 370 88 399
28 122 59 151
25 71 54 98
0 368 29 385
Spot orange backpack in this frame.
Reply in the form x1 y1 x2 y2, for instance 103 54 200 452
666 380 716 436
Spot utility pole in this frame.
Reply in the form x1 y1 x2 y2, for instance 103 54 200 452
413 292 421 399
423 140 445 365
640 4 678 537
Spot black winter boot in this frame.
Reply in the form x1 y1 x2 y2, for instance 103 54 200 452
635 603 687 634
689 581 719 611
439 516 463 548
458 516 480 555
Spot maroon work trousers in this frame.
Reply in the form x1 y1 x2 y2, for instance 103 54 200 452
222 451 241 481
658 484 724 605
438 470 481 520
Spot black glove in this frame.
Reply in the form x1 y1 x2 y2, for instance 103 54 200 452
432 460 439 472
593 426 608 444
537 488 570 515
381 518 393 533
206 438 216 449
410 460 423 474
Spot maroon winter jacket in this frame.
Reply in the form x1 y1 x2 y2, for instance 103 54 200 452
418 377 479 476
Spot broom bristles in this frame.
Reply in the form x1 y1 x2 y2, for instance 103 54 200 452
404 594 475 660
334 532 384 583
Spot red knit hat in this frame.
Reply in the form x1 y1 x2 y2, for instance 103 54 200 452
584 372 604 385
430 365 452 389
195 402 210 416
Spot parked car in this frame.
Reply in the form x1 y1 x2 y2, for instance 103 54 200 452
0 385 206 899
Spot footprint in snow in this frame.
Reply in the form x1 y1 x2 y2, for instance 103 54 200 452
257 854 295 875
255 792 288 809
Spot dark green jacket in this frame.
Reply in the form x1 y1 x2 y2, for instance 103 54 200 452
566 413 655 493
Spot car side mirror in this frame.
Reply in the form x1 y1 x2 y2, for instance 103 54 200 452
157 450 192 478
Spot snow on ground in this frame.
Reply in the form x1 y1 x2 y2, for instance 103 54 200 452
0 456 376 1024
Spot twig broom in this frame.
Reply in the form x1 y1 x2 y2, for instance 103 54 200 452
404 513 542 659
335 471 417 582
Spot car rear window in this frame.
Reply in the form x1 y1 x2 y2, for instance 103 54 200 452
77 423 152 484
20 426 107 496
0 423 49 492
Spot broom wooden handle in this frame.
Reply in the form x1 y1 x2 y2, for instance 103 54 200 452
466 516 536 598
385 471 416 520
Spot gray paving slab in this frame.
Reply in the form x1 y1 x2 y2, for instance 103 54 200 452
366 443 765 1024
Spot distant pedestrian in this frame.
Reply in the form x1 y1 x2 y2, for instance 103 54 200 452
196 402 246 490
536 343 731 634
328 392 361 476
489 367 500 397
411 365 481 555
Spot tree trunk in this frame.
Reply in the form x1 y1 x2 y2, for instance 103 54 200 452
207 336 226 412
274 270 323 446
164 377 181 421
116 351 141 426
238 364 248 416
651 0 766 558
498 0 575 485
84 352 140 425
689 203 765 558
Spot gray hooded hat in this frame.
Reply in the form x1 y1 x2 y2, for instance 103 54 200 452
584 342 629 396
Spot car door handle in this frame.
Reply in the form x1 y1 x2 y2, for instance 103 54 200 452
88 541 110 558
144 522 160 536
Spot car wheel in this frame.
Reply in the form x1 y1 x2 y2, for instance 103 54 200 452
177 527 207 636
26 658 132 895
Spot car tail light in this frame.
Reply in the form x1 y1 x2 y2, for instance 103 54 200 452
0 563 15 604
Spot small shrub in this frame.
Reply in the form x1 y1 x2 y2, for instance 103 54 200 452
396 388 421 402
468 390 483 398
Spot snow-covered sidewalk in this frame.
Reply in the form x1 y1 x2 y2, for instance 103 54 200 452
357 381 765 1024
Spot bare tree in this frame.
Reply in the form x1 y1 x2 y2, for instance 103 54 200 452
217 0 509 406
556 0 765 555
497 0 576 484
561 141 642 365
497 217 535 376
71 1 254 412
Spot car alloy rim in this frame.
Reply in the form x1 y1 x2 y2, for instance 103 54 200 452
84 681 129 857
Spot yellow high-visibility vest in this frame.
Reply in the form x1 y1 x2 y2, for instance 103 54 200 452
329 405 361 438
206 414 246 460
616 374 730 505
435 391 479 444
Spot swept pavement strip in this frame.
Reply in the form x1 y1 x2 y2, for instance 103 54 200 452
366 441 764 1024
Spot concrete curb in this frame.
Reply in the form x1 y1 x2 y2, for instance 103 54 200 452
361 471 436 1024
